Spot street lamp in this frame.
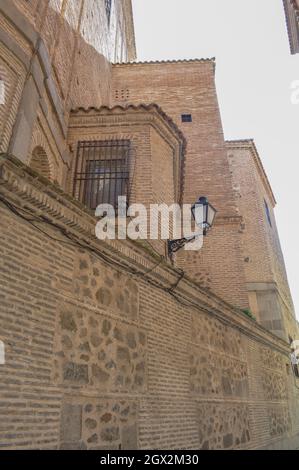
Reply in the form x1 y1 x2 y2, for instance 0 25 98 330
168 196 217 256
191 196 217 236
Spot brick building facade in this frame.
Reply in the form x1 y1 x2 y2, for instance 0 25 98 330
226 140 297 342
283 0 299 54
0 0 298 450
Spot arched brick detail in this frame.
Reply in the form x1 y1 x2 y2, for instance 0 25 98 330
29 146 52 180
27 117 58 182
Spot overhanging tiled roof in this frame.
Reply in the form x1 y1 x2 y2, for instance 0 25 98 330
113 57 215 67
71 103 187 152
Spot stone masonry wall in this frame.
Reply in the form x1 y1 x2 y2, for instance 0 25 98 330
0 155 298 450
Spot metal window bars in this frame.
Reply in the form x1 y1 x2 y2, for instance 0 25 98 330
73 140 131 211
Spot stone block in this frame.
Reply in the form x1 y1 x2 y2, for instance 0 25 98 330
121 423 138 450
60 403 82 442
63 362 88 384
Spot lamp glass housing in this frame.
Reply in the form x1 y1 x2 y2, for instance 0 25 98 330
191 196 217 233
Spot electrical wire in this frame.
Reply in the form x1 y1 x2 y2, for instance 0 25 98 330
0 190 294 360
0 192 245 319
0 192 166 283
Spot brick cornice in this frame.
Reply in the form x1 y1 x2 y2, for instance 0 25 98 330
113 57 215 66
112 57 216 75
69 104 187 151
0 153 291 356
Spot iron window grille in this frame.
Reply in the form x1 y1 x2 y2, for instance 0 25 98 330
73 140 131 210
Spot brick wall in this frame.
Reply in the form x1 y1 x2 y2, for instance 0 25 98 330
0 39 26 152
1 1 298 451
0 155 298 450
67 104 184 256
111 61 249 308
1 3 248 312
0 0 123 183
227 140 297 340
13 0 136 63
0 0 136 173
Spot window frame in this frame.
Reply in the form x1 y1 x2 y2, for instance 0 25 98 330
181 114 192 123
73 139 131 211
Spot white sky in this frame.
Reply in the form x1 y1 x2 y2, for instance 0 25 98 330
132 0 299 320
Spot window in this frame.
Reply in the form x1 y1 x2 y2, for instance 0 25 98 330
73 140 130 210
181 114 192 123
105 0 112 24
264 199 272 227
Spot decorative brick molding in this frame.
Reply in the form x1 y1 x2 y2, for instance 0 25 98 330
0 40 26 152
113 57 216 67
